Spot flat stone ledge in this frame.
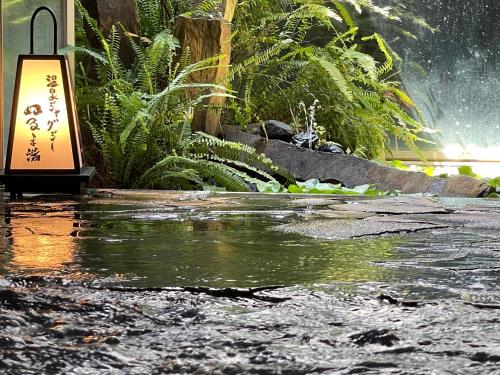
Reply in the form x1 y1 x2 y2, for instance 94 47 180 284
222 125 490 197
331 197 450 215
276 216 447 240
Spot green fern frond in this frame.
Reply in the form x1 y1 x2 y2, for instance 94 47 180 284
362 33 393 76
309 56 353 101
331 0 355 28
291 4 342 29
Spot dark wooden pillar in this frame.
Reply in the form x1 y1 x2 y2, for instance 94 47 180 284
174 0 237 135
80 0 139 67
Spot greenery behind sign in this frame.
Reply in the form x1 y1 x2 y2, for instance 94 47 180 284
73 0 293 191
73 0 435 191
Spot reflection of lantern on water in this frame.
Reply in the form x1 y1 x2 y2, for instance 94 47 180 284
9 212 79 271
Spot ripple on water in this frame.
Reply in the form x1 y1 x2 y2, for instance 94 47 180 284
0 195 500 373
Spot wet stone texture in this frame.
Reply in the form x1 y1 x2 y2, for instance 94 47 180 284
1 279 500 374
277 216 447 240
0 191 500 374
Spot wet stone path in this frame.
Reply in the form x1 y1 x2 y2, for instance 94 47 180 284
0 191 499 374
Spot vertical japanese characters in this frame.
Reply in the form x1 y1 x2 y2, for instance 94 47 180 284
23 104 42 162
47 74 60 152
22 74 61 163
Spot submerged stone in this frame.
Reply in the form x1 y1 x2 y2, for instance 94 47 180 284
276 216 446 240
331 197 450 215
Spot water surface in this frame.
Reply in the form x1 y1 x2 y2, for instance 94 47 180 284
1 193 500 374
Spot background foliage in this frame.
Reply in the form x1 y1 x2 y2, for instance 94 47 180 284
75 0 433 190
224 0 431 159
74 0 292 191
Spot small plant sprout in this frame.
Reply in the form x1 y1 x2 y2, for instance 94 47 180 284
297 99 321 149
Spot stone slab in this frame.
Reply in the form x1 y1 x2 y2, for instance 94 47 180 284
404 211 500 231
276 216 447 240
331 197 450 215
222 126 490 197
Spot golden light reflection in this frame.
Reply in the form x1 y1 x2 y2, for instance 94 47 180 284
9 212 79 271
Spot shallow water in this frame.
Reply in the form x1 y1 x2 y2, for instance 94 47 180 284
0 196 396 287
1 195 499 296
1 192 500 374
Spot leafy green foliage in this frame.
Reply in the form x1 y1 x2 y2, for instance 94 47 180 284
457 166 500 199
287 179 384 196
257 181 287 193
257 178 387 196
488 177 500 190
388 160 434 176
224 0 428 159
74 0 292 191
458 165 481 179
389 160 410 171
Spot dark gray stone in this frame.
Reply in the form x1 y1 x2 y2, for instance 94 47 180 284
276 216 447 240
404 211 500 231
221 125 490 197
292 131 319 149
261 120 294 142
442 175 492 198
317 143 346 154
246 123 261 135
331 197 450 215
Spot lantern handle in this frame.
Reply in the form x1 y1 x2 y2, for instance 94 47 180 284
30 6 58 55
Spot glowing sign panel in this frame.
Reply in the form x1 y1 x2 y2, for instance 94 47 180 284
6 56 82 173
0 6 93 197
4 6 83 175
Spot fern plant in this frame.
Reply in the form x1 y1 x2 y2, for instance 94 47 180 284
74 0 293 191
224 0 431 159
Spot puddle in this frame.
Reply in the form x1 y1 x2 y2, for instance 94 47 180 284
0 194 498 296
0 196 399 288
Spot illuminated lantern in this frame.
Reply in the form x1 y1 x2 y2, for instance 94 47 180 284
0 6 94 197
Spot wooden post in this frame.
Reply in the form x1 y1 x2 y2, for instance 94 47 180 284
175 0 237 135
80 0 139 67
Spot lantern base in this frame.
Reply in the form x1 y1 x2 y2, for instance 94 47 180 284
0 167 95 198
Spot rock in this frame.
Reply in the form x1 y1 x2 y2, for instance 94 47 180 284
221 125 491 197
332 197 450 215
260 120 294 142
246 123 261 135
275 216 446 240
248 183 259 192
315 211 374 220
404 211 500 231
292 131 319 149
442 175 491 197
317 143 345 154
350 329 400 347
289 198 343 207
